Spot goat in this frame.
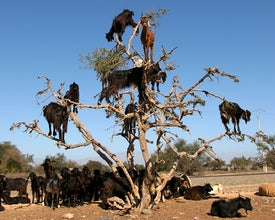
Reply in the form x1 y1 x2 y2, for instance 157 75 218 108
41 158 61 210
60 167 86 207
100 171 132 209
81 166 94 202
98 63 166 104
90 169 103 202
2 194 30 204
140 16 155 62
64 82 79 114
5 177 28 198
106 9 138 42
43 102 68 142
123 103 137 136
27 172 46 203
0 175 6 211
219 100 251 134
162 176 185 199
210 195 253 218
184 183 213 200
147 69 166 92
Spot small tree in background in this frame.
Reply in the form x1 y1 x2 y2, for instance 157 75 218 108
0 141 34 173
230 156 253 170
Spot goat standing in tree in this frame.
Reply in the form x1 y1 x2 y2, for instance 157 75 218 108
98 63 166 104
123 103 137 136
43 102 68 142
64 82 79 114
219 100 251 134
106 9 138 42
140 16 155 63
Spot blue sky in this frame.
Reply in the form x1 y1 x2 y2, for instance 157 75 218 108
1 0 274 165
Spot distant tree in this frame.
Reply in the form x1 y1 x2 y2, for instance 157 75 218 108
46 153 80 171
152 139 213 175
84 160 110 173
205 158 226 171
0 141 34 173
255 134 275 168
266 150 275 169
230 156 252 170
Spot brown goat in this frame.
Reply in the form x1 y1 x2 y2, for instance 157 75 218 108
140 16 155 62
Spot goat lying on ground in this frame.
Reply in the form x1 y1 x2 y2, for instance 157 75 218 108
219 100 251 134
5 177 28 198
140 16 155 62
106 9 138 42
43 102 68 142
100 170 132 209
98 63 166 104
210 195 253 218
184 183 213 200
2 194 30 205
64 82 79 114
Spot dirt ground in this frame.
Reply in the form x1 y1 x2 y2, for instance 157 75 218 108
1 173 275 220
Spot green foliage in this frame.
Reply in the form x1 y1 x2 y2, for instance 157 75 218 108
266 150 275 169
46 153 80 171
79 45 128 85
83 160 110 173
230 156 253 170
152 139 211 175
145 9 170 28
205 159 226 171
0 141 33 173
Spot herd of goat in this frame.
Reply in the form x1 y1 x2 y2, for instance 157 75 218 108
0 158 253 217
0 9 254 217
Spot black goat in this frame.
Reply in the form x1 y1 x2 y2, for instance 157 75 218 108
2 194 30 205
123 103 137 136
41 158 61 210
100 171 132 209
219 100 251 134
162 175 190 199
82 166 94 202
106 9 137 42
0 175 6 211
5 177 28 198
43 102 68 142
210 195 253 218
27 172 46 203
64 82 79 114
90 169 103 202
98 63 166 104
184 183 213 200
147 69 166 92
60 167 86 207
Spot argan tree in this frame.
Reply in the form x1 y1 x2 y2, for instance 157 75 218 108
11 10 257 211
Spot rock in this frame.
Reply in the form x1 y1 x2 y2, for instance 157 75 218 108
141 209 152 215
63 213 74 219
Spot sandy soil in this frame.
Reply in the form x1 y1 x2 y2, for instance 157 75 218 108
1 173 275 220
